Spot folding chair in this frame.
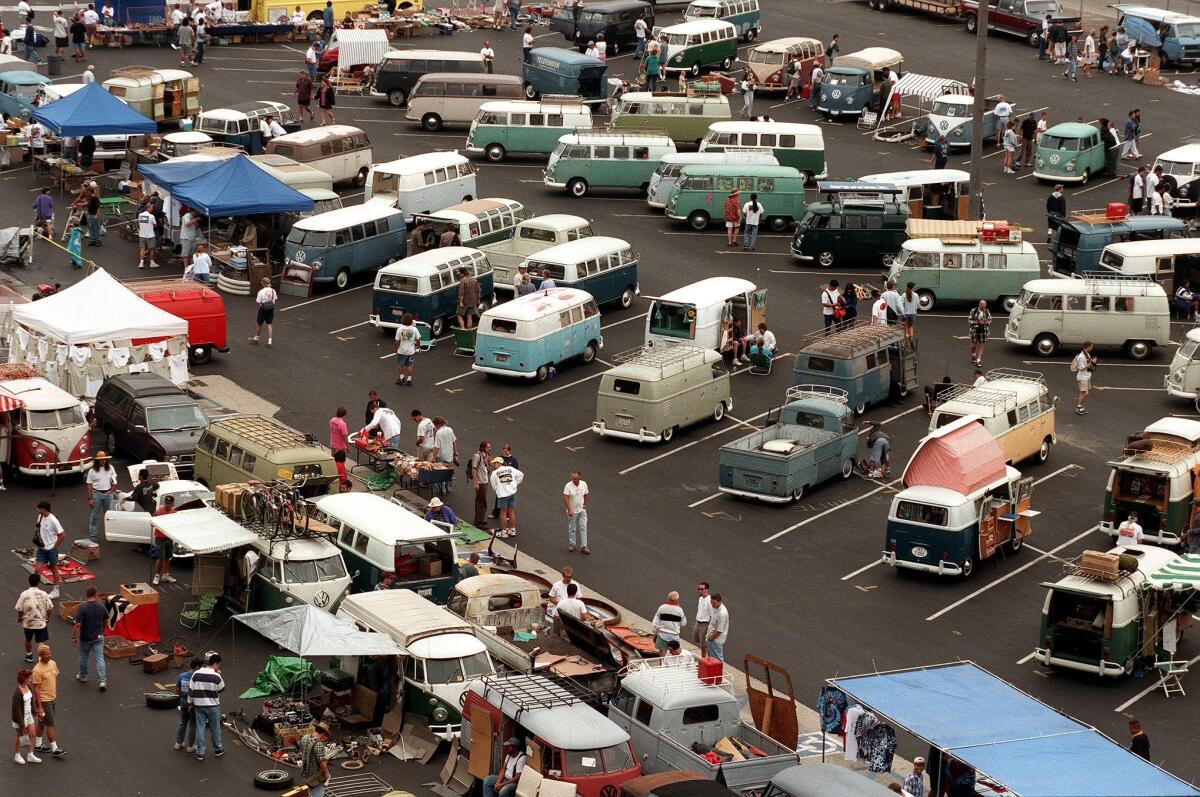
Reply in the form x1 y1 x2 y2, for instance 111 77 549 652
414 320 435 351
451 326 476 357
179 593 216 629
748 351 773 375
1155 656 1188 698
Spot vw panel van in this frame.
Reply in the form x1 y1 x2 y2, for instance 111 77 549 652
411 199 530 248
746 37 823 93
224 526 351 613
523 48 608 100
660 20 739 75
859 168 971 220
792 321 918 415
103 66 199 125
1050 208 1190 277
929 368 1056 464
370 247 494 336
665 164 806 231
699 122 826 183
550 0 654 54
544 131 676 197
265 125 373 186
364 152 478 224
817 47 902 118
193 414 338 497
466 100 593 163
284 204 407 290
0 71 50 119
1099 418 1200 546
473 288 603 382
1098 238 1200 295
1033 123 1107 184
791 182 910 268
610 89 732 147
645 277 766 354
404 73 524 131
684 0 761 42
371 49 486 107
647 150 777 208
522 237 639 308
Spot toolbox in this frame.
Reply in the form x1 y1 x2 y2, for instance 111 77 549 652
143 653 170 674
319 668 354 691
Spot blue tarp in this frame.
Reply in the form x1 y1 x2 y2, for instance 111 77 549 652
164 155 313 218
137 159 228 190
31 82 157 137
831 662 1200 797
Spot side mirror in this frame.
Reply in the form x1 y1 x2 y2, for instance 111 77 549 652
353 570 361 580
134 425 147 434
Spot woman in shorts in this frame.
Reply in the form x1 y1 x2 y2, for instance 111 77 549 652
152 494 176 585
250 277 278 347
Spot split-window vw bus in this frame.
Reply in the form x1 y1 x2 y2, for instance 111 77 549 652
1099 418 1200 546
665 164 806 231
466 100 593 163
746 37 823 93
1033 122 1108 185
370 247 494 336
412 198 530 248
0 374 90 476
683 0 761 41
103 66 199 125
699 122 826 184
660 20 739 76
859 169 970 220
1050 208 1190 277
647 150 777 209
521 237 639 308
265 125 373 186
284 204 407 290
816 47 902 118
404 73 524 131
645 277 765 353
473 288 603 382
364 152 478 224
371 49 486 107
544 132 676 197
929 368 1056 465
610 90 731 147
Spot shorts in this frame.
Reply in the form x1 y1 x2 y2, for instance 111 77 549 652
36 546 59 566
725 221 738 229
970 327 989 343
181 238 198 257
298 99 310 107
23 627 49 643
395 353 414 367
496 495 515 510
904 314 916 325
1077 376 1091 391
154 537 173 561
257 305 276 325
140 235 157 249
39 700 56 727
458 304 478 317
72 42 85 53
55 36 68 48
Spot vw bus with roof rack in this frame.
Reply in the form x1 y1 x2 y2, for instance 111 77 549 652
791 182 910 269
859 169 971 221
791 320 918 416
1100 418 1200 546
1049 205 1191 277
929 368 1056 465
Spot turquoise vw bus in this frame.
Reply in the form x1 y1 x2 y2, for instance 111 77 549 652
544 131 676 197
665 164 807 231
792 320 918 415
520 237 640 308
699 121 826 184
0 71 50 119
284 204 408 290
411 198 530 248
466 100 593 163
660 20 739 76
647 150 777 208
473 287 603 382
369 247 494 337
1033 122 1108 185
816 47 902 119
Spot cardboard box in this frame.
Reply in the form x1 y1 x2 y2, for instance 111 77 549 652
352 684 379 720
281 786 311 797
104 636 139 659
1081 551 1120 580
143 653 169 673
276 724 314 747
418 556 443 577
59 592 115 622
69 539 101 561
120 582 160 605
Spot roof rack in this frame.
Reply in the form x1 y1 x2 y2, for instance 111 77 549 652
540 94 586 106
574 127 671 142
621 659 735 700
985 367 1045 386
1077 272 1159 287
785 385 849 405
904 218 1019 244
1069 208 1131 225
936 383 1018 410
212 415 319 454
798 318 906 355
477 673 596 713
1059 551 1137 592
111 66 166 79
1121 438 1197 465
611 344 710 376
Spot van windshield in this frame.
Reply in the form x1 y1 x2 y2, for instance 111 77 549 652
519 226 562 243
650 301 695 339
824 72 859 86
680 175 713 190
146 404 207 432
1179 338 1200 360
25 406 84 430
564 744 635 775
1156 159 1196 177
1040 134 1081 151
283 555 347 583
686 5 718 17
931 100 969 118
425 652 492 683
749 50 786 66
287 227 330 247
1174 22 1200 37
579 10 606 24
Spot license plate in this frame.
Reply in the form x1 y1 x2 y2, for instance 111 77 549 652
417 587 433 597
392 308 405 316
911 546 928 559
616 416 631 428
495 353 509 363
744 475 761 488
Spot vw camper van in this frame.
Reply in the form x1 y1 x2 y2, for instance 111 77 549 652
549 0 653 54
103 66 199 125
592 345 731 444
659 20 739 76
265 125 373 186
193 414 338 497
923 93 1008 150
523 47 608 100
1097 238 1200 295
466 99 593 163
1153 144 1200 210
610 89 732 147
1050 207 1190 277
645 277 765 353
284 204 408 290
792 321 918 415
746 37 823 93
816 47 903 118
929 368 1056 464
369 247 494 336
371 49 486 107
0 371 90 476
196 101 296 154
544 131 676 197
473 288 603 382
1112 5 1200 66
859 169 971 220
404 73 524 131
1166 328 1200 410
791 182 910 268
647 150 778 208
699 122 826 183
1100 418 1200 546
665 164 807 231
411 199 530 249
364 152 478 224
520 237 640 308
684 0 762 42
1033 123 1108 184
1005 276 1171 359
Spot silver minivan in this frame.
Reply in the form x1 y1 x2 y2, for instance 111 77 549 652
404 73 524 131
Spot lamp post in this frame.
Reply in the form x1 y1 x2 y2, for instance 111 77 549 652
968 1 991 219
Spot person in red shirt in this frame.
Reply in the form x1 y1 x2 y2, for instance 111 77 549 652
723 188 742 248
152 495 176 585
329 407 349 454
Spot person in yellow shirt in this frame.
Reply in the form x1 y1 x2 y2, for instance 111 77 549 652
30 644 65 757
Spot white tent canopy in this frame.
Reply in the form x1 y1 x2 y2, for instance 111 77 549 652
11 269 187 344
331 29 391 71
235 604 404 657
892 73 967 102
154 507 258 554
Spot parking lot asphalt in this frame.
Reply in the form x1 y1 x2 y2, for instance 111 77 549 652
3 0 1200 792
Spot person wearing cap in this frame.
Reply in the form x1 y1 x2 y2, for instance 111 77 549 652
513 263 529 295
662 638 695 667
903 757 927 797
151 495 177 585
489 456 524 539
1116 512 1143 547
484 737 526 797
723 188 742 248
85 452 118 540
301 721 332 796
424 496 459 527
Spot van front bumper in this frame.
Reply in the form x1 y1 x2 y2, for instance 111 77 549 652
1005 330 1033 346
472 363 538 378
465 145 485 154
1033 648 1129 677
647 199 666 209
1099 520 1180 545
881 550 962 576
665 211 687 221
791 249 813 262
718 486 793 504
1164 374 1193 399
543 170 566 188
591 421 662 443
1033 170 1085 184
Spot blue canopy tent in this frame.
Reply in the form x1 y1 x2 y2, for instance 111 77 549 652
828 662 1200 797
165 155 313 218
137 158 229 190
31 81 156 137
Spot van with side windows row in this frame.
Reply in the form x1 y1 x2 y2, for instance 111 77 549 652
372 49 486 107
699 121 826 184
404 73 524 131
466 99 593 163
481 215 597 294
791 182 910 268
412 198 530 248
683 0 762 42
473 287 604 382
746 37 824 93
285 203 408 291
192 414 338 497
859 168 971 220
647 150 777 208
659 19 739 75
666 164 807 231
370 247 495 336
522 236 640 309
610 89 732 147
1098 238 1200 296
545 131 677 197
930 368 1056 465
1050 206 1191 277
365 152 478 224
550 0 654 54
265 124 373 187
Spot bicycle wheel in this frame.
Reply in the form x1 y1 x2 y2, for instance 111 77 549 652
242 491 268 527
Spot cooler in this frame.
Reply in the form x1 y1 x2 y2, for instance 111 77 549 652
698 656 723 685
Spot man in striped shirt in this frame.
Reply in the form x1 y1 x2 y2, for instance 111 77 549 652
190 653 225 761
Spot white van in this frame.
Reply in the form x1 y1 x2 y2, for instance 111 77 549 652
404 73 524 131
265 125 373 187
929 368 1056 465
465 99 593 163
858 168 971 220
1153 144 1200 210
249 153 335 195
647 150 777 208
1005 276 1171 360
410 198 530 248
699 121 827 184
645 276 766 352
1098 238 1200 296
364 152 478 224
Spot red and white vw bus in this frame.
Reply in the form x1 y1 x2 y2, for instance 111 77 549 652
0 370 91 476
746 37 823 93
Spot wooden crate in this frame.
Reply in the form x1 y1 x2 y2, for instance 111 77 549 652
1080 550 1120 580
119 582 160 605
104 636 139 659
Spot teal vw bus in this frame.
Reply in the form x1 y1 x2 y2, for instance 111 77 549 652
284 204 408 291
647 150 777 208
473 287 603 382
522 47 608 100
610 90 732 147
1033 122 1108 185
544 131 676 197
684 0 762 42
466 100 593 163
816 47 903 119
666 164 806 231
520 237 640 308
369 247 494 337
699 121 826 184
0 71 50 119
792 320 918 415
661 19 740 76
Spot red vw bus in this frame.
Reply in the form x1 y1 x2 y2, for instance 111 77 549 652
746 37 823 94
125 279 229 365
0 366 91 476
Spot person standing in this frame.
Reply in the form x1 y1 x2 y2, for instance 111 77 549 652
634 13 647 58
317 76 336 126
1115 512 1144 546
22 17 44 65
190 653 225 761
546 566 582 632
250 277 277 347
723 188 741 248
643 42 660 93
1120 109 1140 160
176 19 194 66
304 41 319 79
174 657 201 752
521 25 533 63
825 33 839 66
821 280 840 331
741 193 763 251
137 203 157 268
992 95 1012 147
968 300 991 367
151 496 177 585
739 76 754 117
563 469 589 554
1129 165 1148 214
1038 13 1051 60
457 268 482 329
72 586 106 690
52 10 68 57
1019 113 1036 167
411 410 436 461
193 17 207 64
492 0 505 30
904 758 927 797
469 442 493 529
179 206 201 267
321 0 333 39
901 282 918 340
31 644 63 758
296 70 315 123
1001 121 1019 174
364 389 387 426
931 135 949 169
431 417 458 495
706 593 729 661
489 455 523 538
32 188 54 238
15 573 53 663
490 442 519 519
327 407 348 456
85 452 117 541
1045 184 1066 244
12 669 41 765
1083 29 1097 77
651 591 686 652
480 40 495 73
508 0 520 29
1071 341 1096 415
1129 720 1150 760
300 723 333 797
394 313 419 386
34 503 65 600
694 582 712 647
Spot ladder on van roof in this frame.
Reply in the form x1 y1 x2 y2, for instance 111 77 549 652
574 127 672 143
1077 273 1162 293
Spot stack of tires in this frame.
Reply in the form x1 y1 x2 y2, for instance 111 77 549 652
216 248 251 296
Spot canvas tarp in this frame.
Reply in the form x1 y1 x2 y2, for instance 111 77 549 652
137 156 229 191
153 507 258 554
31 81 157 137
234 604 403 658
164 154 313 218
331 28 391 70
240 656 320 699
903 420 1007 494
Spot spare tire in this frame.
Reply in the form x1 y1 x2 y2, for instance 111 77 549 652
145 691 180 710
1118 553 1140 574
254 769 296 791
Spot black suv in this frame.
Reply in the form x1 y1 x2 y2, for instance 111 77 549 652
93 373 208 473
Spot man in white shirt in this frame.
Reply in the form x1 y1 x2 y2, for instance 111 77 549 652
555 582 591 623
972 369 987 388
305 43 319 78
394 315 419 386
563 470 589 553
1071 341 1095 415
82 6 100 47
651 592 687 651
137 206 158 269
430 417 457 495
488 456 524 538
16 573 53 662
480 41 495 73
546 566 581 633
521 28 533 62
634 14 647 58
86 451 118 540
662 639 696 667
187 242 212 283
35 502 66 599
706 593 730 661
870 290 889 326
363 407 402 449
81 65 96 85
694 582 713 646
170 3 186 48
993 96 1012 147
755 323 777 355
1116 513 1144 547
410 410 436 460
483 738 526 797
881 280 903 322
17 0 32 17
821 280 840 331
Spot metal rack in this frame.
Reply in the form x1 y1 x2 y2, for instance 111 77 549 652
570 128 671 142
936 383 1017 409
1122 438 1198 466
477 674 596 713
1077 273 1162 293
985 367 1046 386
611 344 709 375
785 385 849 405
799 318 905 354
621 659 734 701
213 415 320 454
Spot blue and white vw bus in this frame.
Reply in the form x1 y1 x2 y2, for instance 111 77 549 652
519 237 639 309
284 203 407 290
472 287 603 382
369 247 494 337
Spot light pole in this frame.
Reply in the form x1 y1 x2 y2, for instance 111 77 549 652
968 1 991 219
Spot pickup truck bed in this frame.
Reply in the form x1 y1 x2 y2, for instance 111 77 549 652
476 619 620 698
721 424 836 455
479 239 552 293
652 723 798 794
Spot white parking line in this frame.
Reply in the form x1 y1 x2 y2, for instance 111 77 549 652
1093 386 1163 391
765 479 902 544
619 409 774 477
279 282 372 312
1021 360 1165 368
1073 177 1124 196
435 370 479 386
768 269 880 276
601 312 647 330
1114 653 1200 713
688 492 724 509
841 558 883 581
554 426 594 444
493 369 611 414
329 320 369 334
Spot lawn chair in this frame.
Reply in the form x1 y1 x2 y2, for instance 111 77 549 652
415 320 434 351
1155 656 1189 698
748 350 773 375
451 326 476 357
179 593 216 629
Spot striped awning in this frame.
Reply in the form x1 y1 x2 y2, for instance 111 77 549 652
1146 553 1200 591
892 73 967 101
330 29 391 71
0 394 23 413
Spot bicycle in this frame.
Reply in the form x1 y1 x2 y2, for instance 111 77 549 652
240 477 310 538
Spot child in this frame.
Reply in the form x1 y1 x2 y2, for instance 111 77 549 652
67 217 85 269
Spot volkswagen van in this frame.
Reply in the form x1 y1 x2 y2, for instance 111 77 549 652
1166 328 1200 407
466 99 593 163
550 0 654 54
645 277 765 356
816 47 903 118
338 589 495 739
265 125 373 186
883 416 1036 579
1153 144 1200 211
665 164 807 231
285 204 407 290
412 199 530 249
545 131 676 197
1033 122 1107 185
521 237 640 308
684 0 761 41
791 182 910 268
1097 238 1200 295
1099 418 1200 546
193 414 338 497
764 765 896 797
647 150 777 208
314 492 460 599
371 49 486 107
482 215 597 293
0 371 90 476
929 368 1056 464
404 73 524 131
103 66 199 125
1050 207 1190 277
792 321 918 415
0 71 50 119
104 462 211 551
593 345 730 444
462 675 642 797
369 247 494 336
859 168 971 220
887 219 1039 312
1006 277 1170 359
923 93 1008 150
158 131 213 159
523 47 608 100
746 37 823 93
364 152 478 224
249 154 335 196
473 288 603 382
1112 5 1200 66
196 101 296 154
699 122 826 183
660 20 739 75
610 89 731 147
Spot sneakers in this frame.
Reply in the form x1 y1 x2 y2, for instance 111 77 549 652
1076 406 1088 415
581 546 591 555
48 588 60 599
174 742 183 750
214 749 224 757
568 544 577 552
186 745 196 754
267 339 273 347
14 753 25 765
162 574 176 583
76 675 87 683
98 682 106 691
52 748 66 758
152 575 160 585
248 336 259 344
24 652 34 663
26 752 42 763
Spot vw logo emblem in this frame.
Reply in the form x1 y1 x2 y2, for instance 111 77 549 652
1049 153 1060 165
293 249 306 263
831 89 841 99
600 787 619 797
938 120 948 130
313 590 331 608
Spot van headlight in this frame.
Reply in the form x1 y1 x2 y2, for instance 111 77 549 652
1035 156 1044 168
1065 160 1076 172
672 55 681 64
951 128 964 139
312 258 324 270
33 445 47 460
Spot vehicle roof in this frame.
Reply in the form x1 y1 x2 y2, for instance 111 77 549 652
903 237 1037 254
833 47 904 70
577 0 651 9
408 632 487 660
163 131 213 144
771 764 895 797
620 91 726 103
482 287 597 321
658 276 756 304
293 203 403 231
470 675 630 748
1145 417 1200 443
660 19 736 33
799 321 904 357
372 151 469 176
200 100 289 120
895 484 976 508
1104 238 1200 257
379 246 485 277
754 37 823 53
558 132 674 146
313 493 454 543
1020 278 1167 297
429 198 521 217
106 371 185 396
383 49 483 60
455 573 541 598
660 151 777 166
1042 122 1099 137
250 533 339 560
207 414 330 458
269 124 366 145
931 94 974 105
525 236 631 265
1047 544 1178 597
519 213 591 230
530 46 607 65
859 168 971 185
606 345 722 382
937 378 1045 417
0 377 78 410
1111 4 1200 22
250 153 327 172
418 72 522 85
155 479 210 495
678 164 802 178
706 120 822 135
1155 144 1200 162
104 67 193 85
619 663 735 709
339 589 476 645
1 71 48 85
478 99 592 115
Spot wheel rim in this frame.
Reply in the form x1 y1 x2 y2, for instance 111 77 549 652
770 217 788 232
918 292 933 311
260 771 289 783
1035 337 1055 355
714 402 724 421
389 91 404 106
424 115 439 131
570 180 586 197
854 403 866 415
791 486 804 501
962 558 973 577
1080 169 1089 185
662 427 674 441
841 459 854 478
818 252 834 267
486 145 504 162
582 344 596 363
430 318 444 337
621 288 634 308
1002 296 1016 312
336 270 349 290
536 366 548 382
1130 342 1149 359
1039 441 1049 462
689 213 708 230
524 84 536 99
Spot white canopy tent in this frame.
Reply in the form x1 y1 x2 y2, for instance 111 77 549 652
330 29 391 72
153 507 258 554
235 604 404 657
872 74 968 140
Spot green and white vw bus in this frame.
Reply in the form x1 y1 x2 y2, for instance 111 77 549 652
660 19 739 76
1033 122 1108 185
610 89 731 147
465 100 593 163
666 164 806 231
544 131 676 197
699 121 826 184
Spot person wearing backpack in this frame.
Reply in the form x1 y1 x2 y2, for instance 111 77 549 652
22 18 44 64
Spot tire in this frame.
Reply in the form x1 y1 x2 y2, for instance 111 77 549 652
353 167 368 187
817 250 835 268
104 429 116 454
1125 340 1151 360
853 402 866 416
713 401 725 422
1033 333 1058 356
568 178 588 197
1037 437 1051 463
422 113 442 132
721 56 733 70
1027 29 1040 47
535 365 549 383
1001 295 1017 312
524 82 538 100
690 62 701 77
188 345 211 366
430 316 445 337
661 425 676 442
688 210 710 230
1079 168 1090 186
387 89 406 107
960 557 974 579
254 769 295 791
619 286 635 308
768 216 789 232
800 170 814 186
334 267 351 291
841 459 855 479
882 253 895 268
916 290 935 312
744 28 757 43
790 485 805 502
145 691 180 709
581 342 597 363
485 143 506 163
965 14 977 33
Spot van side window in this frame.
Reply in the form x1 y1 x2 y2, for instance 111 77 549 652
228 446 244 469
712 359 728 378
593 145 611 159
482 83 498 96
877 349 889 365
615 146 634 159
1066 295 1086 311
715 175 735 191
570 307 583 324
759 134 776 147
779 134 796 147
742 133 758 146
1090 296 1111 312
511 113 528 125
583 300 599 318
350 225 366 242
758 177 774 191
737 176 755 191
1114 297 1134 312
560 310 573 328
198 431 215 453
865 352 877 369
963 254 983 269
353 531 369 554
807 356 834 372
335 229 349 246
362 220 378 238
634 699 654 726
339 524 355 547
614 379 641 395
688 102 704 116
864 215 883 230
943 254 962 269
529 114 545 126
1008 409 1019 426
987 254 1006 269
215 439 230 460
547 114 563 126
